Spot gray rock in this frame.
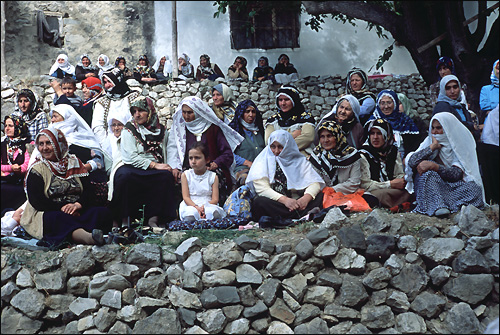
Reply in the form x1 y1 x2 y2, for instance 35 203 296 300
100 289 121 309
1 281 20 303
306 228 330 245
251 317 270 333
361 305 395 329
91 244 122 268
94 307 117 333
203 241 243 270
363 209 391 233
222 304 244 322
183 251 204 277
456 204 495 236
1 306 43 334
10 288 46 319
443 274 494 304
282 273 308 302
295 239 314 260
184 325 209 334
88 274 131 300
410 291 446 318
125 243 162 269
452 249 490 273
107 263 140 282
418 238 464 264
294 317 329 334
67 276 90 296
275 243 292 253
135 296 168 310
162 246 178 264
136 273 167 299
108 320 133 334
365 234 396 261
243 249 270 264
384 254 404 275
324 304 360 319
132 308 181 334
197 308 227 333
418 226 440 240
282 290 301 312
466 235 494 251
483 244 499 272
330 321 353 334
332 248 366 273
445 302 483 334
492 228 499 241
314 235 340 258
371 289 387 306
316 269 342 289
242 300 268 318
69 297 99 317
429 265 452 286
390 264 429 300
395 312 426 333
319 207 348 230
259 238 275 254
122 288 136 306
386 290 410 313
77 314 94 332
266 252 297 277
398 235 417 252
183 270 203 292
16 268 34 288
64 320 79 334
224 318 250 334
166 263 184 285
294 303 321 325
237 285 257 307
66 248 95 276
117 305 147 323
303 285 335 306
267 321 294 334
199 286 240 309
269 298 295 324
255 278 281 306
236 264 262 284
363 267 392 290
202 269 236 287
34 269 67 293
347 323 373 334
291 256 324 275
234 234 259 250
169 285 203 309
178 307 197 327
339 274 369 307
337 224 367 250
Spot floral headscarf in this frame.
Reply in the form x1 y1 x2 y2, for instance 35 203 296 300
212 83 236 121
14 89 41 121
135 55 153 75
370 90 419 134
346 67 377 103
436 56 456 76
31 127 88 180
228 99 264 136
3 115 31 164
309 120 360 180
266 84 315 128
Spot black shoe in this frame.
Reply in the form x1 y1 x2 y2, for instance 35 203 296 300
92 229 105 246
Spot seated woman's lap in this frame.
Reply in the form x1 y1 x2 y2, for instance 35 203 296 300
251 193 323 221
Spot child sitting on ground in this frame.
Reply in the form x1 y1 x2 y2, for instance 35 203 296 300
179 142 226 222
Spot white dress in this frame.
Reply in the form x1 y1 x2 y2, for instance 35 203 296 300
179 169 226 222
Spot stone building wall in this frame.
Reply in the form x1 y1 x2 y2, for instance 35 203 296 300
1 73 434 132
3 1 154 79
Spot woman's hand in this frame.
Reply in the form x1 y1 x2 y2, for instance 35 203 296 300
84 163 92 172
430 136 442 151
61 202 82 216
417 160 439 175
243 160 253 168
279 196 300 212
296 194 313 211
85 73 96 78
390 178 406 189
172 168 182 183
291 129 302 139
11 164 21 173
208 161 219 171
154 163 173 171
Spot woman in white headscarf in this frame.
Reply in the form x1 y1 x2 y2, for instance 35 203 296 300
167 96 243 204
49 54 76 79
405 112 485 217
152 55 173 82
246 130 325 221
96 54 114 79
318 94 364 149
177 53 194 80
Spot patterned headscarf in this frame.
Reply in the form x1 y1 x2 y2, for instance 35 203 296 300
31 127 88 180
212 83 237 121
198 54 213 75
345 67 377 103
490 59 499 87
77 54 97 70
3 115 31 161
310 120 360 180
15 89 41 121
360 118 399 182
135 55 152 75
102 68 132 100
370 90 419 134
436 56 456 75
179 53 194 77
115 56 127 67
228 99 264 136
267 84 315 128
258 56 269 68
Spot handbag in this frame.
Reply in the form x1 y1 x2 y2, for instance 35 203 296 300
223 185 254 219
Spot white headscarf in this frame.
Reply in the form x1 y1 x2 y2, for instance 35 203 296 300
405 112 485 201
49 54 75 76
318 94 361 126
167 96 244 170
246 130 325 190
153 55 173 75
96 54 114 72
50 104 104 154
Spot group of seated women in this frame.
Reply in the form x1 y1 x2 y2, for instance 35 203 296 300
2 58 495 249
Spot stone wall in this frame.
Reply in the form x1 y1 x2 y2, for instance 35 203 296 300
1 205 498 333
3 1 154 79
1 73 433 132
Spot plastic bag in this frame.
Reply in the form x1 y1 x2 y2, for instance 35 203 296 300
322 187 372 212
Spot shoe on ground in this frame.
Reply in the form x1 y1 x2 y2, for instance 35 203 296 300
434 208 451 218
92 229 105 246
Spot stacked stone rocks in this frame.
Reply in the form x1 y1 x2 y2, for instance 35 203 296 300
1 204 498 333
1 73 433 132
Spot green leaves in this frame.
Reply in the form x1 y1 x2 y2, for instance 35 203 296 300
369 42 395 73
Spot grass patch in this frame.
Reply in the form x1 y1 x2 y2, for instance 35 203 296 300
161 229 260 248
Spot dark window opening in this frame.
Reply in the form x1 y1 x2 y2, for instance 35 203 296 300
36 10 64 47
229 4 300 50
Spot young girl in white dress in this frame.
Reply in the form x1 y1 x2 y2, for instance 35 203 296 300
179 142 226 222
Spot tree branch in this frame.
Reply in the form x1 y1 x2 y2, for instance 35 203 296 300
471 1 488 49
302 1 401 34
